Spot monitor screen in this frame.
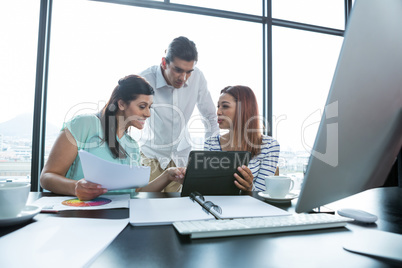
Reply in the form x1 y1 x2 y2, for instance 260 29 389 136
295 0 402 213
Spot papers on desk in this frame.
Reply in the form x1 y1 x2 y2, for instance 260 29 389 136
0 217 128 268
79 150 150 190
130 195 290 226
32 194 130 212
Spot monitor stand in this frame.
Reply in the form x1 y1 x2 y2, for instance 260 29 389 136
309 206 335 215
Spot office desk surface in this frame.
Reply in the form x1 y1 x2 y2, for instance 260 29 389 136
1 187 401 267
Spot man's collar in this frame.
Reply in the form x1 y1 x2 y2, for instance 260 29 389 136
155 66 168 89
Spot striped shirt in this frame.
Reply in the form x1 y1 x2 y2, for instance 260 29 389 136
204 135 280 191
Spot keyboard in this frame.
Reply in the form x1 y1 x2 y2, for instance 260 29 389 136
173 213 353 239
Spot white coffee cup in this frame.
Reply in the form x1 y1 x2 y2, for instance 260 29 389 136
0 182 30 218
264 176 294 198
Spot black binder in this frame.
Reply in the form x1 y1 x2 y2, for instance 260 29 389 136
181 151 251 197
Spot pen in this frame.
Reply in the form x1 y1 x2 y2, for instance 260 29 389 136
40 209 59 213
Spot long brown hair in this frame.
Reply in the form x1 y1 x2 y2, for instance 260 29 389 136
99 75 154 159
221 85 262 157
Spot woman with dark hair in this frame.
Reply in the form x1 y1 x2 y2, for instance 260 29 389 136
204 86 280 191
40 75 185 200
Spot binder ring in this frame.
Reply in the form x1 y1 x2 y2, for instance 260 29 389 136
203 201 222 214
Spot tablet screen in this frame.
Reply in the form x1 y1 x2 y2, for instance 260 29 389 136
181 151 251 196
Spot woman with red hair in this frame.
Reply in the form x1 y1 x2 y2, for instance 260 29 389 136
204 86 280 191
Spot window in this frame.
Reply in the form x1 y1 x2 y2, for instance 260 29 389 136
172 0 262 15
272 26 343 189
23 0 348 188
46 0 262 154
273 0 344 29
0 0 40 183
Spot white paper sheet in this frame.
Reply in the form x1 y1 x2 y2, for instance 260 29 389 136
130 197 215 225
130 195 291 226
32 194 130 212
0 217 128 268
79 150 150 190
206 195 291 219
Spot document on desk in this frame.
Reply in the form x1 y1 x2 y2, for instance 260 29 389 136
130 195 290 226
32 194 130 212
79 150 150 190
0 217 128 268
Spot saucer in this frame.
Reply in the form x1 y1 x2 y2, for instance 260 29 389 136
258 192 299 203
0 205 41 227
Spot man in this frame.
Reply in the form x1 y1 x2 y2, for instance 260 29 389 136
140 36 219 192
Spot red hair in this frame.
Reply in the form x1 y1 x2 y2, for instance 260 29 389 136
221 86 262 157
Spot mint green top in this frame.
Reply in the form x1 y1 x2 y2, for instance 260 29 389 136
64 114 141 193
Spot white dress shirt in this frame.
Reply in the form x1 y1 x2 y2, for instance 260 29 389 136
139 65 219 169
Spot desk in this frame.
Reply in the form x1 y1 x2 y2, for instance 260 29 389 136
1 187 401 267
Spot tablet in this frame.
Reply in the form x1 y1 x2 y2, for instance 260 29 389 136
181 151 251 197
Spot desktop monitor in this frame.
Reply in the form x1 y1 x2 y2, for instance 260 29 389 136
295 0 402 213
